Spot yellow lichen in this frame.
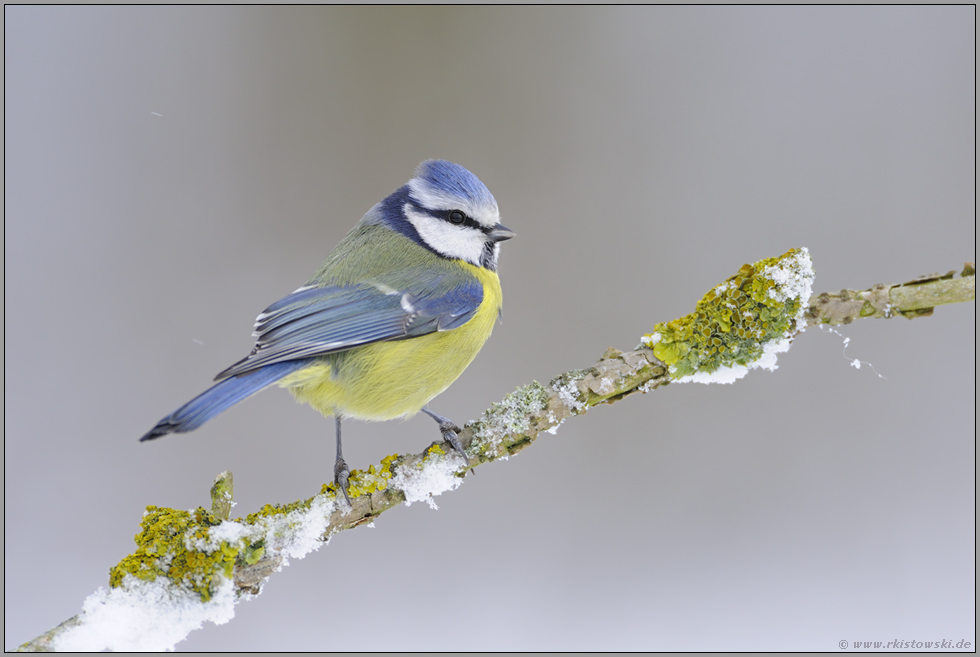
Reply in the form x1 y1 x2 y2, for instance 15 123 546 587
243 495 316 525
642 249 813 379
109 488 332 602
345 454 399 498
109 506 240 602
424 443 446 459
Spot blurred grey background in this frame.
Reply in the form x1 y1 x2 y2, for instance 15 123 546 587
5 6 975 651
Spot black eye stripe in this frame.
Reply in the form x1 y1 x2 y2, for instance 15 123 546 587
440 209 484 232
404 200 488 233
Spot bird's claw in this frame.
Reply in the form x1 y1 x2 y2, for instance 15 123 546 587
421 407 470 469
438 424 470 468
444 427 466 459
334 457 352 508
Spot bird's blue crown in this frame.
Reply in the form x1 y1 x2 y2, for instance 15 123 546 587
412 159 497 209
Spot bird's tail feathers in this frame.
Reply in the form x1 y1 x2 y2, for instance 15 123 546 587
140 359 314 441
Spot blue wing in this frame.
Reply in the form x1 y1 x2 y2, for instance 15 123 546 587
214 273 483 380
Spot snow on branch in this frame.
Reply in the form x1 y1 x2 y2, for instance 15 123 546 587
17 251 974 652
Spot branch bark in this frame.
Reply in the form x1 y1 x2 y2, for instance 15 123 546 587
17 259 974 652
804 263 975 326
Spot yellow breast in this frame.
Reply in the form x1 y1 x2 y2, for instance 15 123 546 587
279 262 502 421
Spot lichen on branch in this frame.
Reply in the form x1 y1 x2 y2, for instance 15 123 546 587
640 248 814 380
20 250 975 653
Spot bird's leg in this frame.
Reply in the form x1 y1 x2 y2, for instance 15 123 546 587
334 414 352 507
421 407 468 463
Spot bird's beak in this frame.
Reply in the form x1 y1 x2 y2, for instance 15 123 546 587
488 224 516 242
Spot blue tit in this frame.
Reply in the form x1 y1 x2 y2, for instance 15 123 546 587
140 160 514 505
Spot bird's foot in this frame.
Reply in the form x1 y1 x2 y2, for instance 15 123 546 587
334 456 352 508
422 407 470 469
440 423 467 462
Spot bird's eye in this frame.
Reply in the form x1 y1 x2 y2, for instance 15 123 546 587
448 210 466 225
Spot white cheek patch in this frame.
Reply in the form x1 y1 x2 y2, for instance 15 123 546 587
404 205 487 266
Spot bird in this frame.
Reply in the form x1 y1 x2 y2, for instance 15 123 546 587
140 159 514 506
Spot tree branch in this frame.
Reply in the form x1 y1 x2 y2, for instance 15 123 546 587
804 263 975 326
17 255 974 652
